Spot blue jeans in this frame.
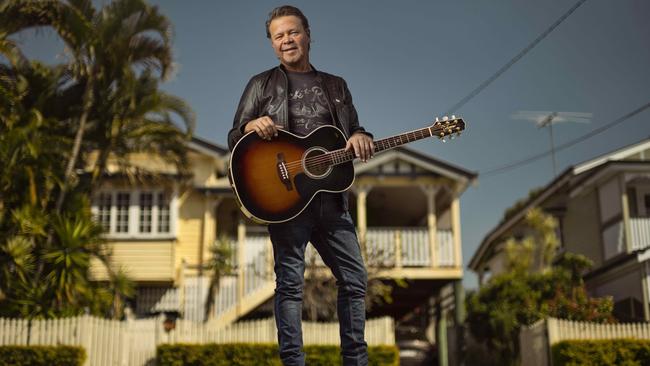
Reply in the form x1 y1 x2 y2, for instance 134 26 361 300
268 193 368 366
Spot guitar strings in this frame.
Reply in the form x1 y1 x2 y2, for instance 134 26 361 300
281 125 447 172
283 128 437 169
283 148 349 168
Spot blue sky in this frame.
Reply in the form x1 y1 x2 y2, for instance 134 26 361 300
19 0 650 288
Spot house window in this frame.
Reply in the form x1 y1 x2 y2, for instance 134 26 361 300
139 192 153 233
158 192 170 233
116 192 131 233
598 178 622 223
92 189 176 238
632 186 650 217
97 193 112 231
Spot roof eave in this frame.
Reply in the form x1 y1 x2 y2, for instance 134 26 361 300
468 166 574 271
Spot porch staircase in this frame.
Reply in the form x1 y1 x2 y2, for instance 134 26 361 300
144 227 456 327
181 236 276 326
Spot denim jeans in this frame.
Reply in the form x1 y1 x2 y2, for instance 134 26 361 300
268 192 368 366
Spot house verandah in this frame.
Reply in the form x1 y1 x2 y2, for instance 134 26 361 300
88 139 475 357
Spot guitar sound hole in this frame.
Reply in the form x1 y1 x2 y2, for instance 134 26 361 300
303 147 333 179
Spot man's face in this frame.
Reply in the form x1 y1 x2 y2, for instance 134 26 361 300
269 15 310 72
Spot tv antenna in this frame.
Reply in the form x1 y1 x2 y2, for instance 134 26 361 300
511 111 591 176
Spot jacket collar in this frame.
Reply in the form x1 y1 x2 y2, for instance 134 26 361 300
278 63 320 76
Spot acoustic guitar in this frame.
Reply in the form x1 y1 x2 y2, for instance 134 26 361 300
228 116 465 224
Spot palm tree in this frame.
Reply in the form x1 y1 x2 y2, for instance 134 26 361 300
0 52 133 320
0 0 194 319
0 61 71 213
0 0 181 213
86 69 195 193
0 39 73 316
45 211 107 310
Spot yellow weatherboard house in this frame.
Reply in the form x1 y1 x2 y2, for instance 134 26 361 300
89 135 476 335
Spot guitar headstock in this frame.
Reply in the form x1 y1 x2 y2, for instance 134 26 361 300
430 115 465 142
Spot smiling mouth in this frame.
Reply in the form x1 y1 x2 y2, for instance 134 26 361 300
282 48 297 52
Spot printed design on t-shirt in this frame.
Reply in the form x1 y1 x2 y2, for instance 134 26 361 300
289 86 330 132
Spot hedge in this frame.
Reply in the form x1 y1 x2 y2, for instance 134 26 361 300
0 345 86 366
157 343 399 366
551 339 650 365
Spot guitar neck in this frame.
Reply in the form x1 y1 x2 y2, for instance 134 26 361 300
375 127 434 153
331 127 433 164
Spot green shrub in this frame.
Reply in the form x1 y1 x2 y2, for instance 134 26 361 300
157 343 399 366
0 345 86 366
552 339 650 365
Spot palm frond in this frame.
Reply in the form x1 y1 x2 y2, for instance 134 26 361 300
0 0 93 53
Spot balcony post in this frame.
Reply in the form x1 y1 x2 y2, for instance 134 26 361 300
451 195 462 268
621 175 633 252
266 237 274 281
356 185 371 255
422 185 438 268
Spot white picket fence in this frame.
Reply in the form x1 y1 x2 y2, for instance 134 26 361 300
520 317 650 366
545 317 650 343
0 315 394 366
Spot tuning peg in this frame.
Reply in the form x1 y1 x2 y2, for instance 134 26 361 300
435 117 439 122
443 116 449 121
442 138 447 143
451 115 456 120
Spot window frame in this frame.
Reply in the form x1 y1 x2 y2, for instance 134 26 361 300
91 188 178 240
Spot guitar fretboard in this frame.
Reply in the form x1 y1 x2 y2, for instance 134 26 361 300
328 127 434 165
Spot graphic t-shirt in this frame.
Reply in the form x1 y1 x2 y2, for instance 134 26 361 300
286 70 333 136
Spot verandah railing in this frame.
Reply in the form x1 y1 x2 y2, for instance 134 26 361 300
630 217 650 251
364 227 455 267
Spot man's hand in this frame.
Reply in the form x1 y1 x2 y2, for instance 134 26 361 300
345 132 374 162
244 116 282 140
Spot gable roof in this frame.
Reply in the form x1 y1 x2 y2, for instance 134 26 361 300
468 136 650 271
189 136 228 158
574 137 650 174
355 146 477 184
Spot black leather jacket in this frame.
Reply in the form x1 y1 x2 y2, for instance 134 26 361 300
227 65 371 151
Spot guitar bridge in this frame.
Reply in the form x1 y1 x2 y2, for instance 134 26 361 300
276 153 293 191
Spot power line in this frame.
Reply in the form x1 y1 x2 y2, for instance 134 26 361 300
444 0 589 116
480 100 650 177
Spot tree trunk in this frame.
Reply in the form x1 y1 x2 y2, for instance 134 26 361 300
55 64 94 213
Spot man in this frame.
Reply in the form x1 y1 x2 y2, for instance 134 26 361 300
227 5 374 366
